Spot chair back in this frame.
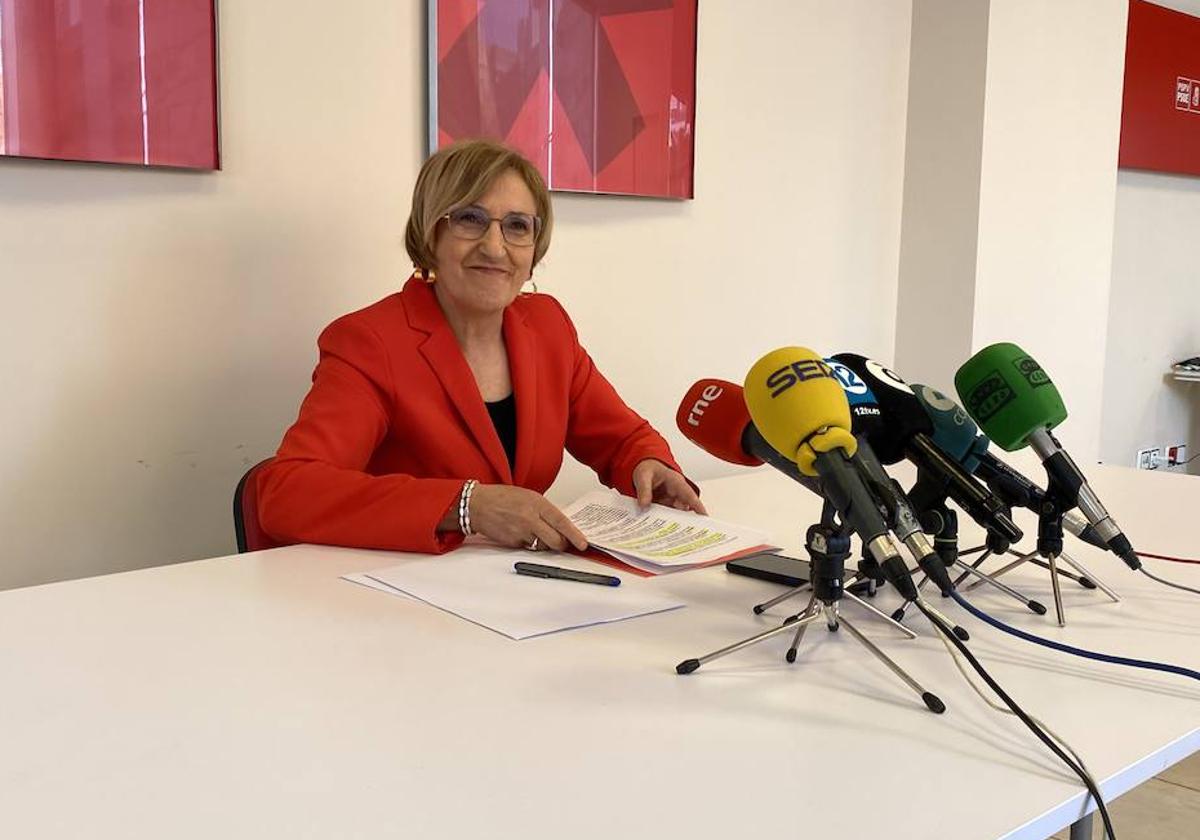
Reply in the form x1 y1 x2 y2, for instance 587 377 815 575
234 458 286 553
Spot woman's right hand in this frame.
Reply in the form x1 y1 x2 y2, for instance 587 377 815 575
469 484 589 553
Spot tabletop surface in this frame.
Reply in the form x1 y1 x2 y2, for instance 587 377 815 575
2 454 1198 839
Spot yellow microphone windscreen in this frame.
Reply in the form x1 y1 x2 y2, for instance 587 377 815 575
744 347 857 476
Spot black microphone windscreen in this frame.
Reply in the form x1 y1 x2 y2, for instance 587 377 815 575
829 353 933 464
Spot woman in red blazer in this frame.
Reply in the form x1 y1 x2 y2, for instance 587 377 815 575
257 140 703 555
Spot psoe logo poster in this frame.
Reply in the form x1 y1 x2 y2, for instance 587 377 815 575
1120 1 1200 176
1176 77 1200 113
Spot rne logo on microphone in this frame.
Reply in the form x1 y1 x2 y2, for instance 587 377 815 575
686 384 724 426
766 358 834 397
964 370 1015 422
1012 356 1051 388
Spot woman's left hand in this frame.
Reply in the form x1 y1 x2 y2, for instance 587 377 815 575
632 459 707 514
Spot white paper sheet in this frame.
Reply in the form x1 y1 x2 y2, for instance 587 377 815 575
344 545 685 640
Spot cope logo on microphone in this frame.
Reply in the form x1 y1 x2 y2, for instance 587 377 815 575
766 358 835 397
964 370 1015 423
1012 356 1051 389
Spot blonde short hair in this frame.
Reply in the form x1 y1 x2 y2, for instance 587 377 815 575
405 139 553 274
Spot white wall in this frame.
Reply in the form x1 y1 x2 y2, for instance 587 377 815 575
1101 171 1200 474
894 0 990 393
548 0 913 500
971 0 1128 463
1099 0 1200 475
0 0 914 589
895 0 1128 463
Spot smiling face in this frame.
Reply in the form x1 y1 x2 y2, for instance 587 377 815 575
431 169 538 323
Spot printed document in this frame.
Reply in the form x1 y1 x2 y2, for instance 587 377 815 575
562 490 776 574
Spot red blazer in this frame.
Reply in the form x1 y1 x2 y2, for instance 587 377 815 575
257 277 686 553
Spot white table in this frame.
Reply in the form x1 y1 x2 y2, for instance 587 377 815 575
2 458 1198 839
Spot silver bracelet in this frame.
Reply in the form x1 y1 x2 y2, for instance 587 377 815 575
458 479 478 536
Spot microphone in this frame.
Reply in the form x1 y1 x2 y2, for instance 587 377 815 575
955 343 1141 570
910 384 1107 550
743 347 919 601
828 353 1023 546
675 379 823 495
824 361 956 594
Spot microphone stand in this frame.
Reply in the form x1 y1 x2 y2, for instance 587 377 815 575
890 476 1048 623
675 502 947 715
958 479 1121 615
993 459 1120 627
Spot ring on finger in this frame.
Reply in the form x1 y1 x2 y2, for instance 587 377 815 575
526 536 540 551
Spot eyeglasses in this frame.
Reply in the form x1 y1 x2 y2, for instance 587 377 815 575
443 205 541 247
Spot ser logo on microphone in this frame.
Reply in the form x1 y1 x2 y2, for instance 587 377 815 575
766 358 835 397
685 384 724 427
964 370 1015 422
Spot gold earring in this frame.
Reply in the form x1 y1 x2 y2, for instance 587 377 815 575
413 265 437 284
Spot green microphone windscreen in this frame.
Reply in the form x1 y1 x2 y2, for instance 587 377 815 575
953 342 1067 452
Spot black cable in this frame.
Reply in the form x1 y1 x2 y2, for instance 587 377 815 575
1140 566 1200 597
914 601 1117 840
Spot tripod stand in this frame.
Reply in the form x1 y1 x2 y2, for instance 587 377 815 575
982 452 1122 626
891 503 1049 623
955 481 1121 624
676 505 947 715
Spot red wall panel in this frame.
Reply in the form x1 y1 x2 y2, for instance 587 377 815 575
0 0 218 169
1119 0 1200 177
433 0 697 199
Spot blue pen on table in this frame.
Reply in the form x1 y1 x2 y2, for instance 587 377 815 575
513 561 621 587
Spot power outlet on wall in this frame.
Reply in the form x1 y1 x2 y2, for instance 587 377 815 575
1136 447 1163 470
1167 444 1188 467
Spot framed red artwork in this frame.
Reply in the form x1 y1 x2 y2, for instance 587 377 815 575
0 0 219 170
429 0 697 198
1119 0 1200 177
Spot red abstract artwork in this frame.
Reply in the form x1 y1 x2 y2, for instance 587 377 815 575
0 0 219 170
1119 0 1200 177
431 0 697 198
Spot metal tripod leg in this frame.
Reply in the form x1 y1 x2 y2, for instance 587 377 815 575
844 590 918 639
951 549 994 588
966 548 1094 591
1058 552 1121 603
833 606 946 714
965 549 1035 589
1047 553 1066 627
785 593 820 662
754 572 867 616
953 560 1048 615
754 582 812 615
675 609 824 674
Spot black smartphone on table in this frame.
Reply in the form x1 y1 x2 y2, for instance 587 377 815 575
726 552 810 587
727 551 876 595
